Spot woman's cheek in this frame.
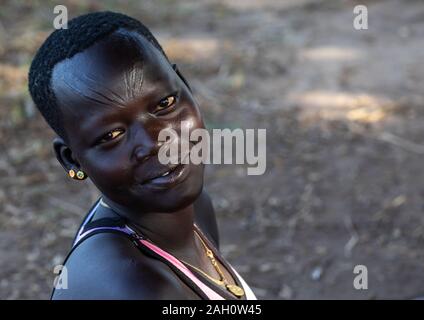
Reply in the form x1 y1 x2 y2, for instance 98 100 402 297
83 151 132 185
187 103 205 130
177 104 205 131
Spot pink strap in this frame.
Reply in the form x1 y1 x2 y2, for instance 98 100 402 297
140 239 225 300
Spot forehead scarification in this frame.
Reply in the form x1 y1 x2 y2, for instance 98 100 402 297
51 29 154 113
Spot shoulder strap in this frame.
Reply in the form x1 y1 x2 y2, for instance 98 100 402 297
71 198 101 247
72 217 139 249
55 215 226 300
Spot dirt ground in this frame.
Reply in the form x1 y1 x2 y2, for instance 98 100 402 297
1 0 424 299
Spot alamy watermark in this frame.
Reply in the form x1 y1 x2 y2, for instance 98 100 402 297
353 264 368 290
53 264 68 290
53 5 68 29
353 5 368 30
158 121 266 176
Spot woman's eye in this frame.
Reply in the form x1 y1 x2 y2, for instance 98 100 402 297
156 95 177 111
99 129 124 144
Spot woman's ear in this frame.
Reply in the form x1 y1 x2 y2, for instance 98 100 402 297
172 63 192 93
52 137 80 172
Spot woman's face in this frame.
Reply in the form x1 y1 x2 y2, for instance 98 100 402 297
51 30 205 213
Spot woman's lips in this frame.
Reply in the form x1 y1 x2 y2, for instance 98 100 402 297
139 163 190 189
135 145 192 189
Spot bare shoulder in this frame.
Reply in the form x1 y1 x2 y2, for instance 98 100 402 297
51 232 198 300
193 190 220 248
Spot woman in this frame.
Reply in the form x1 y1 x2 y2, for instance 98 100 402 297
28 11 256 300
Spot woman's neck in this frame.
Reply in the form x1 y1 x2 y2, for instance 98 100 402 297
100 195 200 259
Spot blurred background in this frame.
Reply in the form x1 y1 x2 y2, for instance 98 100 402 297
1 0 424 299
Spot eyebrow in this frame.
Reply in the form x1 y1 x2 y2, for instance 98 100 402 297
77 82 179 141
79 107 122 136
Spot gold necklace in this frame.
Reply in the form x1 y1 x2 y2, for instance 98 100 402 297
183 262 226 286
182 230 245 298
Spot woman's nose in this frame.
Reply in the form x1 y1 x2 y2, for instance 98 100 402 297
134 144 153 163
133 129 161 163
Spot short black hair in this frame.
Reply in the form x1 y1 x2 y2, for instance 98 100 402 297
28 11 169 141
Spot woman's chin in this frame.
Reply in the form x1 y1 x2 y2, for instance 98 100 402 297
147 180 204 213
134 164 204 212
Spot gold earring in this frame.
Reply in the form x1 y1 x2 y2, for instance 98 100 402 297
68 169 76 178
77 170 85 180
76 170 86 180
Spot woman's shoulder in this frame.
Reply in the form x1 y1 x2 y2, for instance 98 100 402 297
51 232 197 300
